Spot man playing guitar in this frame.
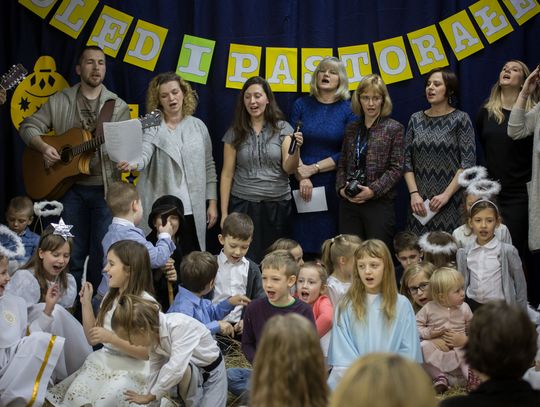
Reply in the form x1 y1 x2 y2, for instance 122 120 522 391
19 45 130 295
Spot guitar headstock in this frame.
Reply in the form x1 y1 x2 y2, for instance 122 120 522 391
140 110 162 130
1 64 28 91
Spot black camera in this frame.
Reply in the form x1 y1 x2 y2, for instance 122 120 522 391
344 169 366 197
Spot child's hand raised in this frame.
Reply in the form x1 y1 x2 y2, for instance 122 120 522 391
156 217 174 236
219 320 235 337
44 284 60 316
79 282 93 305
88 326 114 345
228 295 251 307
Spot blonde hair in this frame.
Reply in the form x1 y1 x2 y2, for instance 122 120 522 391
330 353 437 407
340 240 397 323
399 261 436 313
351 74 393 118
146 72 198 117
266 238 301 255
298 261 329 286
106 181 139 216
310 57 350 101
111 294 160 344
484 60 532 124
430 267 464 306
321 234 362 275
250 314 328 407
260 250 299 278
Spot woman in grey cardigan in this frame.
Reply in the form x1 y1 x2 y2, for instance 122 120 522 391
508 65 540 252
121 72 217 252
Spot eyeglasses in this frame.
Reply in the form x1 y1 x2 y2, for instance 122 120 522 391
359 95 382 103
408 282 430 295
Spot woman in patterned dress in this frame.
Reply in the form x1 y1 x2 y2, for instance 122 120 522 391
404 68 476 235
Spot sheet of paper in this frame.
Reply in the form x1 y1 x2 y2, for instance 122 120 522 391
412 199 437 226
292 186 328 213
103 119 142 163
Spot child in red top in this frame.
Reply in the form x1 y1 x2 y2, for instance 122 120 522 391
297 261 333 356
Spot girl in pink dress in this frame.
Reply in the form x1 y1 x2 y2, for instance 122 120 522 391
416 267 472 394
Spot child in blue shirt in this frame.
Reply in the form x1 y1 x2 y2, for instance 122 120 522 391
1 196 39 270
168 251 250 336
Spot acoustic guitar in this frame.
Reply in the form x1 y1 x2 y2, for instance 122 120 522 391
22 110 161 200
1 63 28 92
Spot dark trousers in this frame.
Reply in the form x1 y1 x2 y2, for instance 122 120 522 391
338 198 395 251
229 196 292 264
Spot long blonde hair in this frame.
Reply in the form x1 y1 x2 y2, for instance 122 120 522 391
484 60 532 124
320 234 362 275
250 314 328 407
339 240 397 323
330 353 437 407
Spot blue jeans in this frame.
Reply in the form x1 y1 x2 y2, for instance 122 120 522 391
226 367 251 399
61 184 111 292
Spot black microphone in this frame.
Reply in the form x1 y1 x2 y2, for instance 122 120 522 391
288 121 302 155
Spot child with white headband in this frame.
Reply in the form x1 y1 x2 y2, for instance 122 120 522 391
455 198 527 312
452 166 512 249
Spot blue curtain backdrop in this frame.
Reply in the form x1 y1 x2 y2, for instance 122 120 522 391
1 0 539 241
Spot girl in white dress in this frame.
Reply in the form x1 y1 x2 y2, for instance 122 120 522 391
46 240 170 407
0 253 65 406
6 224 91 378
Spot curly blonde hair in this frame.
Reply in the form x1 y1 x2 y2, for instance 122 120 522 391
145 72 198 117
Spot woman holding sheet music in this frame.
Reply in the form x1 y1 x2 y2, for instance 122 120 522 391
404 68 476 235
120 72 218 252
335 74 404 249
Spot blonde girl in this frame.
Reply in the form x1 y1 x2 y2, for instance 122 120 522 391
330 353 437 407
250 314 328 407
456 199 527 312
400 261 436 313
327 239 422 388
416 267 473 393
111 294 227 406
320 234 362 306
296 261 333 355
47 240 159 407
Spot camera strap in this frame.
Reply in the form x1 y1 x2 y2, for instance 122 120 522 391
355 124 369 171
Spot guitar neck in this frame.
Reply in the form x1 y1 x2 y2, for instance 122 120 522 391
72 134 104 156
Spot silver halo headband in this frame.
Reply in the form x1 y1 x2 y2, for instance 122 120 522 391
0 225 25 259
469 199 500 217
418 232 457 255
466 179 501 200
34 200 64 218
458 166 488 188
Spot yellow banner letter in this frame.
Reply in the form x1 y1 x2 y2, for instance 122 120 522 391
338 44 372 90
439 10 484 60
19 0 58 19
49 0 98 39
373 37 413 84
88 5 133 58
123 19 168 72
469 0 513 43
226 44 262 89
301 48 333 93
266 48 297 92
501 0 540 25
407 25 449 75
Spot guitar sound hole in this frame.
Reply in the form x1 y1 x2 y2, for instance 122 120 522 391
59 147 73 164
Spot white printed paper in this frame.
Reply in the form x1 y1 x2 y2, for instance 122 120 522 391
412 199 437 225
293 186 328 213
103 119 142 163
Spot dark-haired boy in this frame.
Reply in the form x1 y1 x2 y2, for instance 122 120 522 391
394 230 422 283
212 212 265 335
168 251 250 336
